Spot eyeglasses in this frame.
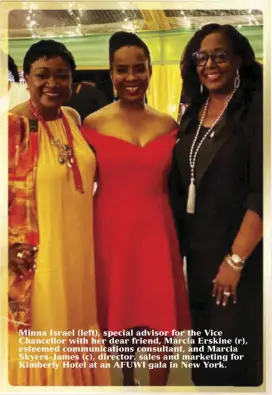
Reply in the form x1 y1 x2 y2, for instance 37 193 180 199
192 50 229 67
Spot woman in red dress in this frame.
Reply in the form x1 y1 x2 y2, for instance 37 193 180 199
82 31 191 386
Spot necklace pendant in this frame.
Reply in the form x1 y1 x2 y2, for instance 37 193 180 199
58 156 65 165
210 131 215 138
186 180 196 214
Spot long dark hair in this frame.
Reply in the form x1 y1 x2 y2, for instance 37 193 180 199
180 23 263 104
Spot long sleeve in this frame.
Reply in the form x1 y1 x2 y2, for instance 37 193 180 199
244 92 263 218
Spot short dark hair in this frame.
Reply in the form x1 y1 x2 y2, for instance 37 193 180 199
109 31 151 67
23 39 76 75
8 55 20 82
180 23 263 104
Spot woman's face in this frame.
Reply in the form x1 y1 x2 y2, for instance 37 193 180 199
195 32 241 94
25 56 72 111
111 45 151 104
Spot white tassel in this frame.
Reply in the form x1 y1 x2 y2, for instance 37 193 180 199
186 181 196 214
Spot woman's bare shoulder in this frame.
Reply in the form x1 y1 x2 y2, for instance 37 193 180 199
147 105 178 131
9 102 29 117
62 106 81 128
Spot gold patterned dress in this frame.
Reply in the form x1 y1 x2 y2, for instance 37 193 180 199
8 112 111 386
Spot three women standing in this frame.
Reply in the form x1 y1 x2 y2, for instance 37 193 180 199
8 24 263 388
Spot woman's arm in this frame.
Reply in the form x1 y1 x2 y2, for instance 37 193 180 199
213 93 263 305
231 210 262 259
231 93 263 259
8 114 37 273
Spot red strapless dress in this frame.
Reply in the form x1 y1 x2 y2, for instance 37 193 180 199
82 128 191 333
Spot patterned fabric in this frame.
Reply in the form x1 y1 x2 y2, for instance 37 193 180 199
8 113 39 331
9 113 39 246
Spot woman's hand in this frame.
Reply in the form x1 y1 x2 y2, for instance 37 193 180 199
212 258 242 306
9 244 37 277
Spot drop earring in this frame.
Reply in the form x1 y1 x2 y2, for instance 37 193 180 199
234 69 240 89
113 85 118 101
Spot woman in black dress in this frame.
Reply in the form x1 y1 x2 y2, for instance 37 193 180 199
169 24 263 386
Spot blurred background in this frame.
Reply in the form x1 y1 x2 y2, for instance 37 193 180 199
8 8 263 120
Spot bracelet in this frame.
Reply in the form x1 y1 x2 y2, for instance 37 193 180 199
225 255 244 272
230 252 246 265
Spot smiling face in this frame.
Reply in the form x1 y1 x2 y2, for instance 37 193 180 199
195 31 241 94
111 45 151 104
25 56 72 112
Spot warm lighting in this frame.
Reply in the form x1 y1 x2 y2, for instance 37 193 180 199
184 16 192 29
123 22 135 32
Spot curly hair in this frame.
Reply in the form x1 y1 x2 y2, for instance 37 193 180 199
23 39 76 75
109 31 151 68
180 23 262 104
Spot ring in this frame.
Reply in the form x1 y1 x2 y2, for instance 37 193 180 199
223 291 231 296
16 251 24 259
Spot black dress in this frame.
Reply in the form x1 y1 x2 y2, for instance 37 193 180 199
168 88 263 386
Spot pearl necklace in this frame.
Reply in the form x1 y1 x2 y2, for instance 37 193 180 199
187 88 236 214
